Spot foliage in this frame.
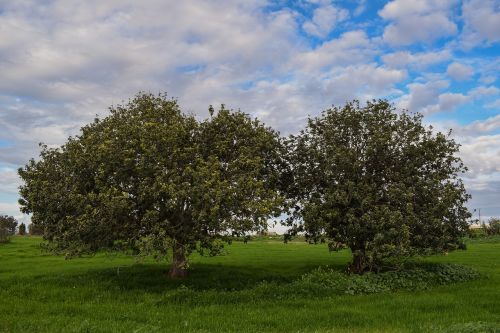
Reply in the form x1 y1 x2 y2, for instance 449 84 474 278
483 218 500 236
260 263 480 298
18 92 285 277
0 215 17 243
28 222 44 236
18 223 26 236
467 235 500 244
285 100 471 274
468 227 487 238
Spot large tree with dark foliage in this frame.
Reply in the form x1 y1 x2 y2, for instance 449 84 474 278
285 100 471 274
18 93 285 278
0 215 18 243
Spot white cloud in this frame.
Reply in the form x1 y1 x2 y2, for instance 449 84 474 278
464 177 500 217
460 134 500 177
220 63 406 133
468 86 500 98
292 30 375 73
456 114 500 136
321 64 407 99
0 202 20 215
0 1 298 105
485 99 500 109
397 80 450 112
382 50 451 70
302 4 349 37
398 79 499 115
354 0 367 16
447 62 474 81
0 1 301 154
437 92 470 111
420 92 470 114
379 0 456 17
0 0 498 220
462 0 500 44
0 168 20 195
379 0 458 45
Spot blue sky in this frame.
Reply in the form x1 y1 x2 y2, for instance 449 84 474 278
0 0 499 224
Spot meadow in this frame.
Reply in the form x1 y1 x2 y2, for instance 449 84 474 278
0 236 499 333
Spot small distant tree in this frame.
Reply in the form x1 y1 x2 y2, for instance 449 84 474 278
285 100 471 274
18 223 26 236
29 223 44 236
18 93 285 278
483 218 500 236
0 215 18 243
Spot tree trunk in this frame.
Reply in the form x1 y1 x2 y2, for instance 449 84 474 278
349 250 367 275
168 242 188 278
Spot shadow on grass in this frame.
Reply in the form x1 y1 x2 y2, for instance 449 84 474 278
22 261 346 294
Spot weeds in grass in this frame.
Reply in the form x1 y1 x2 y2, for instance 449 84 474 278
160 263 480 306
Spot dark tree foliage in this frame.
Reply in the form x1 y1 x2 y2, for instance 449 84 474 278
18 223 26 236
18 93 285 278
28 223 44 236
0 215 18 243
285 100 471 274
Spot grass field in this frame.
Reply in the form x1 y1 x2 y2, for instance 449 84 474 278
1 236 499 333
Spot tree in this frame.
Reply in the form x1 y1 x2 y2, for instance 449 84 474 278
0 215 17 243
29 223 44 236
285 100 471 274
483 218 500 236
18 93 284 278
18 223 26 236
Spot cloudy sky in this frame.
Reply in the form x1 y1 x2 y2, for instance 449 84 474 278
0 0 499 225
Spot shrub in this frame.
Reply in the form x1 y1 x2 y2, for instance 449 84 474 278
293 263 480 296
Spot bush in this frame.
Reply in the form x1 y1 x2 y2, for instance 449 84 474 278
293 263 480 296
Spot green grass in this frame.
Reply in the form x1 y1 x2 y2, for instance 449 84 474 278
1 236 499 332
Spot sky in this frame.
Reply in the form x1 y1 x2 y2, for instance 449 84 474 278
0 0 499 226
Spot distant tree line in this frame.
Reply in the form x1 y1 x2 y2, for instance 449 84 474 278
0 216 47 243
18 93 472 276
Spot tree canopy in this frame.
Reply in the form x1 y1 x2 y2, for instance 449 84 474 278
28 222 43 236
18 96 472 277
0 215 17 243
284 100 471 273
18 93 285 277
